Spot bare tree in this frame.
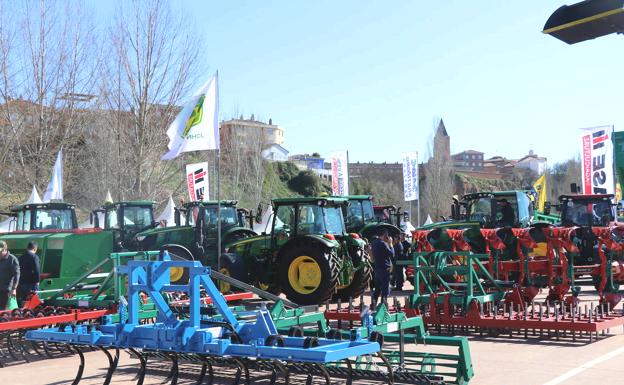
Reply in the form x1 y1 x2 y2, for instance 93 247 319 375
94 0 204 203
0 1 99 204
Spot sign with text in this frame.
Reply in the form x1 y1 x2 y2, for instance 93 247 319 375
330 151 349 196
580 125 614 195
402 152 419 201
186 162 209 201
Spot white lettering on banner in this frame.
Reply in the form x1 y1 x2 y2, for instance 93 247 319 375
185 162 209 201
580 126 614 195
402 152 419 201
330 151 349 196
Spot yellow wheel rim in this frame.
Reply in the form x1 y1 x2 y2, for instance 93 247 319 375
170 267 184 283
288 255 322 295
218 267 231 293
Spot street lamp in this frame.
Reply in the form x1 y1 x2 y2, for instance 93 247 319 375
543 0 624 44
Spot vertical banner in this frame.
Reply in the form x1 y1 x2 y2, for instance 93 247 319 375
330 151 349 196
186 162 209 201
402 152 419 201
580 125 614 195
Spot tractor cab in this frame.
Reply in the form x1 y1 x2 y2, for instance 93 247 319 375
95 201 156 251
180 200 251 230
340 195 404 240
6 202 78 232
558 194 615 227
455 191 535 229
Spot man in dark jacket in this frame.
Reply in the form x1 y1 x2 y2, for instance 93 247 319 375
393 232 411 290
498 199 515 227
371 230 393 310
18 241 40 304
0 240 20 310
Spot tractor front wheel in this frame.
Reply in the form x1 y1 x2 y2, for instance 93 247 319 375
279 245 339 305
164 246 194 284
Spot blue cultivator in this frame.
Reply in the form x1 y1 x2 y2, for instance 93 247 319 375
27 252 425 385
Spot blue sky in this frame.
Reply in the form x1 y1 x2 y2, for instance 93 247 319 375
98 1 624 165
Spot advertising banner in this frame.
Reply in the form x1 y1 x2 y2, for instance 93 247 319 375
330 151 349 196
580 125 614 195
402 152 419 201
186 162 209 201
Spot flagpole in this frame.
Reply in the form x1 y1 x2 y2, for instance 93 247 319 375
216 70 222 275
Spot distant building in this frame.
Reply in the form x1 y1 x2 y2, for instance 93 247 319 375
290 154 325 170
515 150 547 175
262 144 289 161
220 116 284 147
433 119 451 163
452 150 484 170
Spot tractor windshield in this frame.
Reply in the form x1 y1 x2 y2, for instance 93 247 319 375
466 198 492 222
203 206 239 228
297 204 344 235
561 200 613 226
17 208 74 230
345 200 374 228
33 209 73 230
122 206 154 230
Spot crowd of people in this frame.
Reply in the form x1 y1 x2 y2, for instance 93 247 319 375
370 229 411 310
0 240 40 310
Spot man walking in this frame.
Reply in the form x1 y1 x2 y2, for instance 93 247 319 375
371 230 393 310
0 241 20 310
18 241 40 305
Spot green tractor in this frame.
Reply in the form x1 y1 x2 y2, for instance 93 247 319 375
224 197 371 305
92 200 159 252
133 200 258 268
342 195 403 241
0 202 114 300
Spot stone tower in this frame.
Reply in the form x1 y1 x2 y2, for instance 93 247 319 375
433 119 450 162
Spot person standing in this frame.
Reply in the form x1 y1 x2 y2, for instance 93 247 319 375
0 241 20 310
391 234 403 290
371 230 393 310
17 241 40 305
393 232 411 290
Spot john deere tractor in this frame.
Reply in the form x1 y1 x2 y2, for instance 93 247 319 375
223 197 370 305
134 200 258 268
342 195 403 241
0 202 114 300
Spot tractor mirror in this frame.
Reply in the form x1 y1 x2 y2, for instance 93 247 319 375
403 211 409 222
89 212 94 225
174 208 181 226
544 202 551 215
93 212 100 228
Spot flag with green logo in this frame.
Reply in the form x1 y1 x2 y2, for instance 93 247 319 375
162 72 219 160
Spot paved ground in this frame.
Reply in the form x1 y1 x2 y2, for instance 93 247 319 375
4 287 624 385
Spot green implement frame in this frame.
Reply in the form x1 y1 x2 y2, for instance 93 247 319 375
405 251 506 310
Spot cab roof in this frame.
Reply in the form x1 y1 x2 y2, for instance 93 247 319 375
559 194 613 202
102 200 154 208
462 191 530 201
272 197 347 205
10 202 76 212
342 195 373 201
182 200 238 208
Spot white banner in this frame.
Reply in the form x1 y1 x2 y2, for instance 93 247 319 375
580 125 614 195
43 149 63 202
186 162 209 201
402 152 419 201
162 72 219 160
330 151 349 196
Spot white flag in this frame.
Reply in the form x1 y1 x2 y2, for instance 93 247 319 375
330 151 349 196
402 152 419 201
43 149 63 202
162 72 219 160
186 162 209 201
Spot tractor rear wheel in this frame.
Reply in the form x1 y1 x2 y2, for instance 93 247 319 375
334 247 371 301
279 245 339 305
218 254 247 293
164 246 194 284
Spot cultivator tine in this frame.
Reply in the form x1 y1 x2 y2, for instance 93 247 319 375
197 356 214 385
163 353 179 385
99 347 120 385
305 363 331 385
232 357 250 385
71 345 86 385
129 348 148 385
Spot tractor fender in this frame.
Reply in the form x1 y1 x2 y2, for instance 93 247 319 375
223 228 258 245
161 244 195 260
361 223 401 241
278 235 337 260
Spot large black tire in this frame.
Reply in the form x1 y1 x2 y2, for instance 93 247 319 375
334 247 372 301
164 245 194 285
218 253 247 293
278 243 340 305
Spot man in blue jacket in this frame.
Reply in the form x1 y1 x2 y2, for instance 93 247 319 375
371 230 393 310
